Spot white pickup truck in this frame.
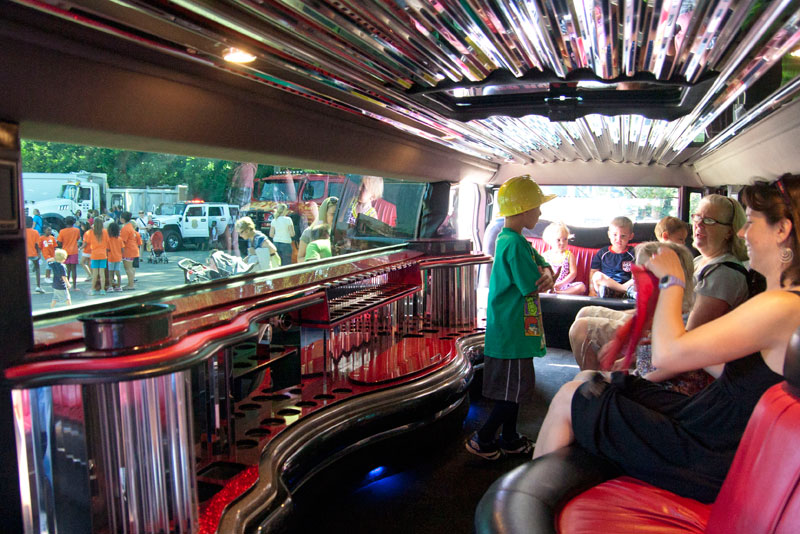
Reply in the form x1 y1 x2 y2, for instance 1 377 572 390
150 201 238 251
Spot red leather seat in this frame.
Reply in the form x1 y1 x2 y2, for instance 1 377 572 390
557 382 800 533
558 335 800 533
529 237 596 292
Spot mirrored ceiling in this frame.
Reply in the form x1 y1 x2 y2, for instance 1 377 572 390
13 0 800 167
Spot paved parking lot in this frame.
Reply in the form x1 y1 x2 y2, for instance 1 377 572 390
27 248 227 313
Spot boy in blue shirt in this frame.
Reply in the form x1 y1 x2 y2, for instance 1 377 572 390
466 175 555 459
589 216 636 298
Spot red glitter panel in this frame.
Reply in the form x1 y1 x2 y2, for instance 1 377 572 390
198 465 259 534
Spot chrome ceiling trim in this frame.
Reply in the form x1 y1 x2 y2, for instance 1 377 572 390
159 0 541 161
10 0 800 169
657 2 800 165
686 73 800 165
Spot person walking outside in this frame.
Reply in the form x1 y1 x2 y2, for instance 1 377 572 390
270 203 295 266
119 211 140 290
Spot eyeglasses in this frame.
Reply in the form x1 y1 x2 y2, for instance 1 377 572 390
690 214 731 226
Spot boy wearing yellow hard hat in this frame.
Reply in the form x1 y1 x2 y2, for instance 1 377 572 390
466 175 556 459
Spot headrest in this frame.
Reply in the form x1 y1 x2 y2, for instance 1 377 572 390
784 325 800 389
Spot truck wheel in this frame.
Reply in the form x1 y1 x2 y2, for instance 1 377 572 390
42 214 65 232
163 230 182 252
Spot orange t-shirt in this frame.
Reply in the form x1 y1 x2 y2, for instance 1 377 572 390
25 228 40 258
107 235 123 263
85 229 110 260
120 222 140 258
82 230 93 255
40 235 57 260
57 226 81 256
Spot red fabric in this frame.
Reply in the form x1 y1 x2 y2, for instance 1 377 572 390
373 198 397 227
598 265 659 370
558 476 711 533
706 383 800 534
151 230 164 250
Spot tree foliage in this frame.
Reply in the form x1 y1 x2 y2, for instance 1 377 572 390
20 141 285 202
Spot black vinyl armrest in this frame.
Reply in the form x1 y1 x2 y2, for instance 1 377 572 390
474 446 620 534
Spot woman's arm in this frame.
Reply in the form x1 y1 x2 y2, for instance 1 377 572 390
648 249 796 374
297 241 308 262
259 237 278 254
289 219 295 238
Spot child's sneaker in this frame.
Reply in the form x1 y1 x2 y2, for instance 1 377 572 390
465 432 502 460
498 434 535 456
90 290 99 296
99 290 106 296
34 286 45 294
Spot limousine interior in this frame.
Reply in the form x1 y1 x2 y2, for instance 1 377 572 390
2 1 800 533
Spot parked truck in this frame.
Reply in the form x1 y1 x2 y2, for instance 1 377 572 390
150 201 239 251
22 171 188 229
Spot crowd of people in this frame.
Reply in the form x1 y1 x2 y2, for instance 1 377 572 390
25 209 145 305
25 175 400 298
469 173 800 509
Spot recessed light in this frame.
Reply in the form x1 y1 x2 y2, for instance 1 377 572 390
223 47 256 63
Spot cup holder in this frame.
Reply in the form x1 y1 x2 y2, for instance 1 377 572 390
79 303 175 352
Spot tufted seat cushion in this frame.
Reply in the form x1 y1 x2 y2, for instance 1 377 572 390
557 477 710 533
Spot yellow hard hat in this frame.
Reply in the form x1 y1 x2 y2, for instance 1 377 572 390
496 175 556 217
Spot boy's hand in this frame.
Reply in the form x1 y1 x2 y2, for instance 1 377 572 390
536 266 555 293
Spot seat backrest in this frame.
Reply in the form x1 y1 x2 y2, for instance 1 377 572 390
706 326 800 533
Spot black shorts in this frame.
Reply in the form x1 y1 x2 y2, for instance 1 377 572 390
482 356 535 403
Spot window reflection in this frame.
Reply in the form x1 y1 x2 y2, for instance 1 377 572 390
22 142 428 315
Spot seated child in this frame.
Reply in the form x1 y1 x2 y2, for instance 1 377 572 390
654 215 689 245
542 222 586 295
589 216 635 298
570 241 694 371
304 224 332 261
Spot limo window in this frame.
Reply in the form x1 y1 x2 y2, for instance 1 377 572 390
535 185 681 227
331 175 425 254
22 142 429 315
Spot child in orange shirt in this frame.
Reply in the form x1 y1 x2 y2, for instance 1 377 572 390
56 215 81 289
107 222 124 291
84 218 110 296
25 217 44 293
39 226 57 280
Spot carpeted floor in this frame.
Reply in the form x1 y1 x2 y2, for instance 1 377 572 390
294 348 579 534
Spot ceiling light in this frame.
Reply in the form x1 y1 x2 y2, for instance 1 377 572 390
223 47 256 63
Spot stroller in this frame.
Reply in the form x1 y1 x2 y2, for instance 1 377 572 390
178 250 255 284
147 229 168 263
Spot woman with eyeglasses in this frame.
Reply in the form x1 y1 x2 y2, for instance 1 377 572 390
532 174 800 503
638 195 751 386
687 194 750 331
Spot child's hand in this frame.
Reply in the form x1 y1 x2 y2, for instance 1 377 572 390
536 266 555 293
